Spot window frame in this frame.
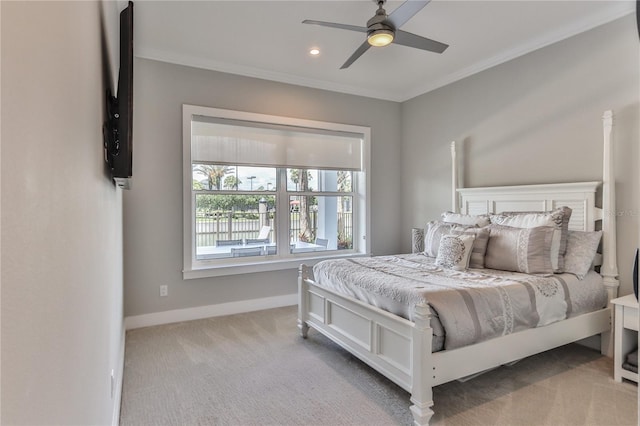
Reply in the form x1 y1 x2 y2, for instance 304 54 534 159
182 105 371 279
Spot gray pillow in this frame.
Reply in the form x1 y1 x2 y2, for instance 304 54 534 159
485 225 555 274
489 206 572 273
450 225 490 269
564 230 602 279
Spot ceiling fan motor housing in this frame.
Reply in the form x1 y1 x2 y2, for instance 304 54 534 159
367 5 394 32
366 4 395 47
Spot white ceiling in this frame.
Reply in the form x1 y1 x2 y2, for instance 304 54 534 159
134 0 635 102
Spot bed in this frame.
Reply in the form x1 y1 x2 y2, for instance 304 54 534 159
296 111 619 425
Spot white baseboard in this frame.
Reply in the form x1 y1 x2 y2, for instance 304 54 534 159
124 293 297 330
112 325 126 426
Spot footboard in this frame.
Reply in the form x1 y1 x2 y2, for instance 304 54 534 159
298 264 435 425
298 264 612 426
298 264 417 390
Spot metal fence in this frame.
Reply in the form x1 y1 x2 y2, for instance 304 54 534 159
195 211 352 247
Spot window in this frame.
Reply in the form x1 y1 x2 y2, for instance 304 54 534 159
183 105 370 278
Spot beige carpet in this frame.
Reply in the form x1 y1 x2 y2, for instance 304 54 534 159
120 306 637 426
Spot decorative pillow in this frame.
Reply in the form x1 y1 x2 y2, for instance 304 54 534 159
441 211 490 227
424 221 454 257
564 230 602 279
411 228 425 253
450 226 490 269
489 206 572 273
436 234 476 271
485 225 555 274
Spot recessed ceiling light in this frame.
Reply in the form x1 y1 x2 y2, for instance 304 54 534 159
309 48 320 56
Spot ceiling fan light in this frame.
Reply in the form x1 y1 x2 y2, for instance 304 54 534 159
367 29 394 47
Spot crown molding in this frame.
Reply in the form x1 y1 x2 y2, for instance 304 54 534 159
136 48 405 102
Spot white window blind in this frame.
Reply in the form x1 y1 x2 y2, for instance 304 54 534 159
191 115 363 171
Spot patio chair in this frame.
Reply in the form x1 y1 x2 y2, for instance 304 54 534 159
245 238 269 245
231 246 264 257
315 238 329 248
216 239 243 246
257 226 271 240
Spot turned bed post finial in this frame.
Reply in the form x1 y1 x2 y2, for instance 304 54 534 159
451 141 458 213
601 110 619 301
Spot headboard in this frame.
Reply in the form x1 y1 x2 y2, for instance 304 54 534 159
457 181 600 232
450 111 618 302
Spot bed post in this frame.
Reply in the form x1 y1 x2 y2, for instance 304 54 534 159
601 110 619 356
601 110 619 302
410 304 434 426
451 141 459 213
297 264 310 338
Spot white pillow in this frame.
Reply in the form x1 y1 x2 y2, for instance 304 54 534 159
424 221 454 257
441 211 490 227
436 234 476 271
564 230 602 279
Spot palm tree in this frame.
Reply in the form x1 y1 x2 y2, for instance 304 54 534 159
289 169 300 191
299 171 314 241
193 165 233 190
337 171 350 192
223 175 241 190
290 169 314 242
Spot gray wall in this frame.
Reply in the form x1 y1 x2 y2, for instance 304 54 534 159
1 1 124 424
123 59 402 316
401 15 639 295
126 14 638 318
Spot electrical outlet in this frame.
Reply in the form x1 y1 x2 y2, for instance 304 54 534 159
160 285 168 297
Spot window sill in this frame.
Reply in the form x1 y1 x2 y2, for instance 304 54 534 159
183 252 370 280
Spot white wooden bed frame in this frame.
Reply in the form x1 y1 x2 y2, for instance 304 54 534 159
297 111 619 425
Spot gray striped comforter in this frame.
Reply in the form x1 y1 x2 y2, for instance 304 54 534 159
312 254 607 351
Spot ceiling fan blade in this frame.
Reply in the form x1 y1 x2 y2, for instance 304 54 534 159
394 29 448 53
340 41 371 69
302 20 367 33
386 0 430 29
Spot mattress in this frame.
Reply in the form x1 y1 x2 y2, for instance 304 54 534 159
312 254 608 351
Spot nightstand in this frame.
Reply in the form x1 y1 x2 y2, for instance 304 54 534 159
612 294 638 383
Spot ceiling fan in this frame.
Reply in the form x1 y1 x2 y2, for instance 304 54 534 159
303 0 448 69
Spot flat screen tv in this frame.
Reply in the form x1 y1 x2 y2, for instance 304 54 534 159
633 248 638 300
104 1 133 189
637 0 639 40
